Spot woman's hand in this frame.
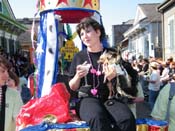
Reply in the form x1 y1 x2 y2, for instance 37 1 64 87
76 61 91 79
132 97 144 103
69 61 91 91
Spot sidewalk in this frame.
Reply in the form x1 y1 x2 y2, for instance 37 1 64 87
136 100 152 119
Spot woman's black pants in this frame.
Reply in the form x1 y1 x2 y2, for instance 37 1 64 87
78 97 136 131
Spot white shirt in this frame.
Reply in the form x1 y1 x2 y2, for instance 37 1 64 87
148 70 160 91
160 67 169 82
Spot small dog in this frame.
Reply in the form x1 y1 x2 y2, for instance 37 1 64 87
98 47 137 101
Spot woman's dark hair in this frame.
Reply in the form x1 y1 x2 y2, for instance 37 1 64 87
143 58 149 64
0 55 12 71
76 17 106 42
8 70 20 87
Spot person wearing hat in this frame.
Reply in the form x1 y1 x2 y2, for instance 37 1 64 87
146 62 160 110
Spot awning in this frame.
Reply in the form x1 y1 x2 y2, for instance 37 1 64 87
0 13 27 35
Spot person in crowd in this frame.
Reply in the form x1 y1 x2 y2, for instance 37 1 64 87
69 17 136 131
160 62 170 90
136 59 143 73
19 68 28 89
131 60 139 72
7 70 31 104
7 70 20 90
146 62 160 110
141 58 149 74
138 58 149 98
166 56 173 66
168 61 175 79
151 74 175 131
0 56 23 131
156 58 164 76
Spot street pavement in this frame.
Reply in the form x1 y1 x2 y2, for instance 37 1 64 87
136 100 152 119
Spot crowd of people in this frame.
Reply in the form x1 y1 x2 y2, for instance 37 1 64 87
129 56 175 130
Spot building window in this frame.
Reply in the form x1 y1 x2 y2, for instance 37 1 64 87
1 37 7 52
144 38 149 57
9 39 14 55
168 16 175 51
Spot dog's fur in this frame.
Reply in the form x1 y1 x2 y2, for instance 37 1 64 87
98 47 138 101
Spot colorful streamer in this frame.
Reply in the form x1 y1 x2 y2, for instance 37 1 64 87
36 12 59 97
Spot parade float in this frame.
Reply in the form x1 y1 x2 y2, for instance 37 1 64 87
16 0 101 130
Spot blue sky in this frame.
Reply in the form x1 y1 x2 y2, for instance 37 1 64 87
9 0 164 33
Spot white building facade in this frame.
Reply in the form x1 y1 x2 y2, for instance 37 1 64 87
123 3 162 59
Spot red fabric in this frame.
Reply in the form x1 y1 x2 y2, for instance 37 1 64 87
54 10 93 23
16 83 71 129
148 125 168 131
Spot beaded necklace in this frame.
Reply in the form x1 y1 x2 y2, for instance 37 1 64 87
87 50 102 96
